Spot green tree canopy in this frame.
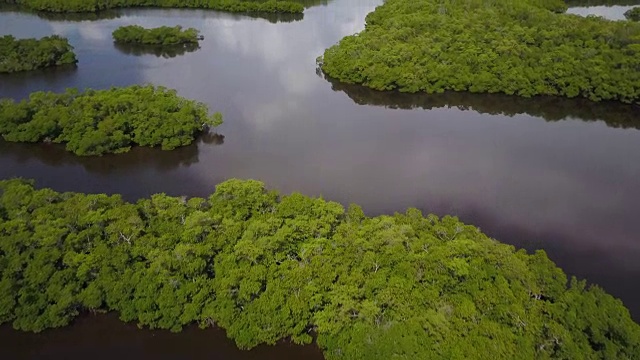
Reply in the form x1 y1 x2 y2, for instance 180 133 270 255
1 0 305 14
0 85 223 156
0 178 638 359
0 34 76 73
320 0 640 104
112 25 202 46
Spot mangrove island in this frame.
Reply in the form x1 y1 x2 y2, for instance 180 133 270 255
0 34 77 73
112 25 202 46
0 179 638 359
320 0 640 104
0 85 223 156
1 0 305 14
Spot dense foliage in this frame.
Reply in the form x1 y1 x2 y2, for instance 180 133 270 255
320 0 640 104
1 0 304 13
0 35 76 73
625 7 640 21
0 179 638 359
0 85 223 156
113 25 201 46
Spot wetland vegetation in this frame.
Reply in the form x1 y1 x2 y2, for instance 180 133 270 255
1 1 640 359
0 35 76 73
625 6 640 20
0 85 222 156
112 25 202 46
320 0 640 104
1 179 639 359
0 0 305 14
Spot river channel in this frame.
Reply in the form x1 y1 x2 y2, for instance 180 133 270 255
1 0 639 358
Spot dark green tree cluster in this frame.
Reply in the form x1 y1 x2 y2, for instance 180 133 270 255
0 179 638 359
0 85 223 156
625 7 640 21
1 0 304 13
112 25 202 46
320 0 640 104
0 35 76 73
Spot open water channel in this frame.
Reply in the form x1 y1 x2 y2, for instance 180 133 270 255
1 0 639 357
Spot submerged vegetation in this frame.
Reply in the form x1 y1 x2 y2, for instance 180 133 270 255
0 179 638 359
0 35 76 73
0 85 223 156
113 25 202 46
625 7 640 21
320 0 640 104
1 0 305 13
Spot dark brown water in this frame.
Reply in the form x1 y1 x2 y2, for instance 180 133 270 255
0 313 324 360
1 0 640 357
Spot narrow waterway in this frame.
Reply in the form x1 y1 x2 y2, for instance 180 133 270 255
0 313 324 360
1 0 639 357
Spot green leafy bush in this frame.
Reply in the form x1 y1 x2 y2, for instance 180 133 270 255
2 0 304 14
320 0 640 104
625 7 640 22
0 35 76 73
113 25 202 46
0 178 638 359
0 85 223 156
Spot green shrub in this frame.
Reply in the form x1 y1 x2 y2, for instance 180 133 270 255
625 7 640 22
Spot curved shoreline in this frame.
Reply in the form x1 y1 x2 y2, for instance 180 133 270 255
1 179 638 359
0 0 305 14
320 0 640 105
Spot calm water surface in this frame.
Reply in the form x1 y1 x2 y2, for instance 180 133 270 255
0 313 324 360
1 0 640 357
567 4 637 19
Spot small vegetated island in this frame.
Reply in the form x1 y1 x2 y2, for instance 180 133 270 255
0 179 638 359
320 0 640 104
1 0 304 13
0 85 223 156
0 35 77 73
625 7 640 22
113 25 202 46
